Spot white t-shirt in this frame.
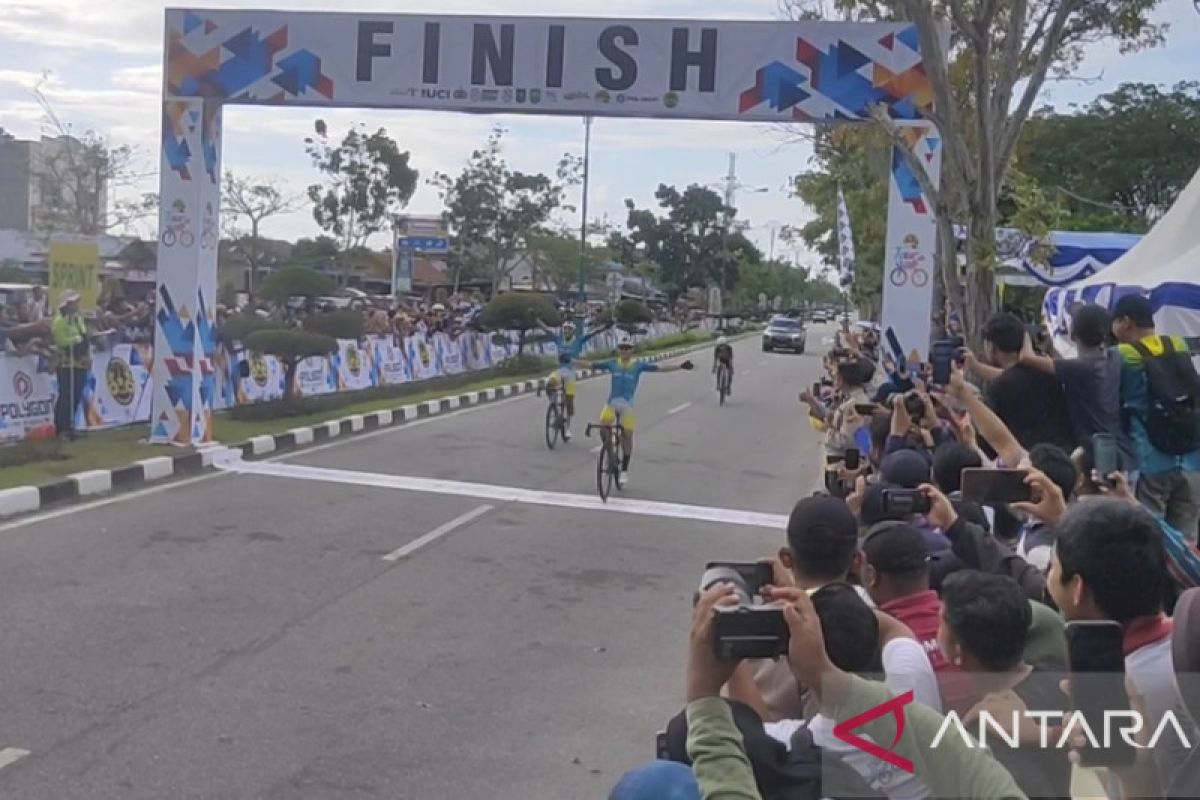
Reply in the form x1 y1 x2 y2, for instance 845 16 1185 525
882 637 943 713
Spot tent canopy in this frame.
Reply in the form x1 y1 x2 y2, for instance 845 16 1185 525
1045 164 1200 346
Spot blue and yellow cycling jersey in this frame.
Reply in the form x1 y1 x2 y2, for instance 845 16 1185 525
591 358 658 403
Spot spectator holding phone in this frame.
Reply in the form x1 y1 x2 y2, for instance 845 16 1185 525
1047 498 1199 789
965 313 1074 453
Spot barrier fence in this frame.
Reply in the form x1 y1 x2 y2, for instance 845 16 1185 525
0 321 705 444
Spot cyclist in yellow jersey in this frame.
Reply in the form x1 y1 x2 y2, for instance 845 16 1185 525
576 333 694 487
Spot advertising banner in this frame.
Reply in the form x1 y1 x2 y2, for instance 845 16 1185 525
880 123 942 362
79 344 153 430
336 339 373 391
164 11 939 126
370 336 411 385
0 355 56 443
465 331 491 371
48 241 100 312
236 350 286 404
436 332 463 375
294 354 336 397
406 333 437 381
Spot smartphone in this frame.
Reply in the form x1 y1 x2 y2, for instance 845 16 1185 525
655 730 669 760
1092 433 1119 488
960 468 1032 505
930 339 959 386
844 448 861 471
824 469 847 499
881 488 931 516
1066 621 1136 766
812 381 821 396
703 561 774 595
853 403 877 416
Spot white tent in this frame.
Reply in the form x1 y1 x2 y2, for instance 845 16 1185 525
1044 165 1200 351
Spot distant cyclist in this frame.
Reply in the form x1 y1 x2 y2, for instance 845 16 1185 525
542 317 606 440
577 333 694 487
713 335 734 396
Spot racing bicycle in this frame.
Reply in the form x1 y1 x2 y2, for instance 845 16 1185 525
715 362 732 405
537 382 568 450
585 416 627 502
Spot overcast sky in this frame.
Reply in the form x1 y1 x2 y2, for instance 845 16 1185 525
2 0 1197 277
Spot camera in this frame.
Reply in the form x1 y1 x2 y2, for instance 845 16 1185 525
700 562 789 661
881 487 932 516
903 392 925 419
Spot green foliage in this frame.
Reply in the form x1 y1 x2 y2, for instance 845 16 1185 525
259 266 337 302
304 120 418 276
612 299 653 326
616 184 762 295
217 282 239 308
432 126 581 291
244 329 337 364
1018 82 1200 231
302 308 366 340
479 292 562 333
526 228 612 294
0 262 34 283
219 312 275 344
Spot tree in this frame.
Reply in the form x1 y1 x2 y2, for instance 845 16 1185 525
30 85 155 235
222 171 300 294
526 227 614 295
597 299 654 331
258 266 336 304
620 184 762 297
0 262 33 284
785 0 1168 348
1018 81 1200 231
303 309 365 340
478 292 562 356
305 120 418 282
243 329 337 405
433 127 581 292
289 236 341 271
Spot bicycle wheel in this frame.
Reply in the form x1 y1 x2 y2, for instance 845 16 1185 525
718 367 729 405
544 402 560 449
596 440 614 502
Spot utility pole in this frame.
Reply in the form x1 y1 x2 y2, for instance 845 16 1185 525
578 116 593 307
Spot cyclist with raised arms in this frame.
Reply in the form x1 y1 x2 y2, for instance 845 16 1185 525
576 332 694 487
713 335 734 397
544 317 605 440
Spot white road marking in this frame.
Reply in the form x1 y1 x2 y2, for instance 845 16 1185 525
0 748 30 771
668 402 691 415
382 504 493 562
215 456 787 530
589 445 602 453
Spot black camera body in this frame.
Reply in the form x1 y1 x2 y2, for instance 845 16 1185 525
881 487 931 516
903 392 925 419
700 563 790 661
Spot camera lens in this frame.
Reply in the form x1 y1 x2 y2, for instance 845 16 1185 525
699 567 753 607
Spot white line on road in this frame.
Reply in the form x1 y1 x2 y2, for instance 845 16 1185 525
668 402 691 415
382 504 493 562
216 456 787 530
0 748 30 772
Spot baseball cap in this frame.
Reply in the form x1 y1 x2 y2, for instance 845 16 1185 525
609 761 700 800
880 449 932 488
1111 294 1155 328
862 522 931 576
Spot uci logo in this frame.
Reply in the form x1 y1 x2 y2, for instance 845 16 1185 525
12 371 33 400
106 359 136 406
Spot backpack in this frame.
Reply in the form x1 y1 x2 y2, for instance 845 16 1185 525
1130 337 1200 456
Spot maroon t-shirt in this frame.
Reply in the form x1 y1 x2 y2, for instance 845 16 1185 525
881 590 979 713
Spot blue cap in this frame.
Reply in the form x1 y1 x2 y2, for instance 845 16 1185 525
609 761 701 800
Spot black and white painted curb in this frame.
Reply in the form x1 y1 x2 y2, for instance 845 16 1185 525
0 346 707 519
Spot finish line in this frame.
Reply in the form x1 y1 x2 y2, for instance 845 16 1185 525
213 453 787 531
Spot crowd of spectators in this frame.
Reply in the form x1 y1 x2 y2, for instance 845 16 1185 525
608 303 1200 799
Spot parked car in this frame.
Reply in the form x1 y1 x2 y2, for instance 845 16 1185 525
762 316 806 354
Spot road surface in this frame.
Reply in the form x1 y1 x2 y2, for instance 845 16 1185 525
0 329 831 799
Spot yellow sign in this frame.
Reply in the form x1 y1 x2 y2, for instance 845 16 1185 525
48 241 100 312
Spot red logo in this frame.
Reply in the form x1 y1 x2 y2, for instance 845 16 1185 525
832 690 915 774
12 371 33 400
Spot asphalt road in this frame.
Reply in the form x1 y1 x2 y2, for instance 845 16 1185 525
0 327 833 799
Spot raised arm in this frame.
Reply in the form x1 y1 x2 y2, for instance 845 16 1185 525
962 350 1004 383
948 364 1026 467
1017 331 1056 375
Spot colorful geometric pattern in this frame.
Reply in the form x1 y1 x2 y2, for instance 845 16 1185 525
167 13 334 102
891 127 940 215
739 25 933 122
162 102 194 181
152 285 198 443
836 186 857 288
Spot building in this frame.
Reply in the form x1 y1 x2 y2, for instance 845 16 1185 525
0 133 109 233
